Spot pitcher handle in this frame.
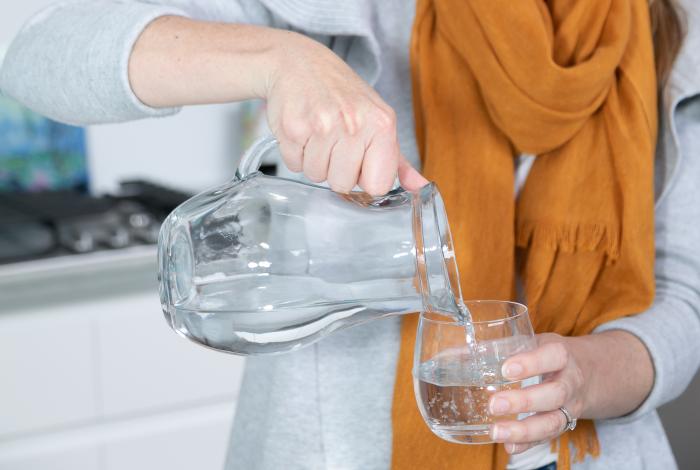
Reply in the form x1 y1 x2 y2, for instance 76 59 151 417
235 134 411 196
236 134 279 179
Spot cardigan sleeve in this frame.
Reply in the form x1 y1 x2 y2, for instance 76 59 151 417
595 94 700 423
0 0 273 125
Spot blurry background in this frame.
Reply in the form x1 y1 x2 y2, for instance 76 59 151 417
0 1 265 197
1 2 699 470
0 2 264 469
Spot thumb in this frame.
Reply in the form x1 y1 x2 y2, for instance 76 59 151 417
398 154 429 192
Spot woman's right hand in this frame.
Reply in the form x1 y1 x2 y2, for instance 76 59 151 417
264 33 427 195
130 19 425 195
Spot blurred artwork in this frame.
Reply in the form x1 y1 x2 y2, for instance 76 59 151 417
236 100 269 156
0 95 88 192
235 100 286 174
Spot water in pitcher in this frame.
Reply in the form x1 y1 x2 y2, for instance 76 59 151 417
167 271 425 355
168 275 474 356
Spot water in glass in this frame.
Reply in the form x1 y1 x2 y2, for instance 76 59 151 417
413 303 538 444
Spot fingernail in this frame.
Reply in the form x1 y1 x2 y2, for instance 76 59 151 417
503 362 523 379
505 443 517 454
490 397 510 414
491 425 511 441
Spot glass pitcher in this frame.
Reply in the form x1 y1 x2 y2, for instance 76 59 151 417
158 135 461 355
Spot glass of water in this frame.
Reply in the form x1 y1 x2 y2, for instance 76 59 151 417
413 301 538 444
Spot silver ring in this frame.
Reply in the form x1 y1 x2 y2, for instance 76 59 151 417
559 406 577 432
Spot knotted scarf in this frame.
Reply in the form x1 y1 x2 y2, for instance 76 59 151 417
393 1 657 469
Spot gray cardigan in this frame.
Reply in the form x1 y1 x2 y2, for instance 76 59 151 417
2 1 699 469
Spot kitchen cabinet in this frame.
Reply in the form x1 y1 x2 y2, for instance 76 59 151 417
2 247 698 469
0 248 244 470
0 309 97 437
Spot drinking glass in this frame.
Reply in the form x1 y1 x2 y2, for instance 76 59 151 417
413 301 538 444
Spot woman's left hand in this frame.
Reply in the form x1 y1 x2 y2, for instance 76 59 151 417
488 333 588 454
488 329 654 454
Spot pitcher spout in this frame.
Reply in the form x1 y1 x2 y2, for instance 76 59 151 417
413 183 463 315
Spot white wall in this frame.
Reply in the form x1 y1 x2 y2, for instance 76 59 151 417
0 1 51 46
86 103 247 194
2 0 252 195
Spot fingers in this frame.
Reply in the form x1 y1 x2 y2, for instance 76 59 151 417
489 376 569 416
273 101 402 195
302 132 336 183
327 136 365 193
487 336 587 451
358 108 399 196
504 441 550 455
278 139 305 173
360 138 398 196
491 410 567 445
265 42 407 193
275 110 310 173
502 341 569 381
398 154 429 192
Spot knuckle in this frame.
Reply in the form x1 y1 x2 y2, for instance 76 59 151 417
532 351 547 374
518 392 533 412
340 105 363 135
514 422 531 442
311 110 338 135
571 364 585 390
552 381 568 407
372 107 397 132
281 117 311 144
546 412 564 435
537 332 562 346
572 398 585 417
549 342 569 369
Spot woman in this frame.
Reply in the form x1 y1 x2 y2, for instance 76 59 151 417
2 1 698 469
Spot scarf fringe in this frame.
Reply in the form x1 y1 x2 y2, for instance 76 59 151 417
551 421 601 470
516 221 621 261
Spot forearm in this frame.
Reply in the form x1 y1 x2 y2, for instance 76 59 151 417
570 330 654 420
0 2 190 124
128 16 296 107
128 15 422 194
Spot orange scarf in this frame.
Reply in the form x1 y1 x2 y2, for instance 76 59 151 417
392 1 657 469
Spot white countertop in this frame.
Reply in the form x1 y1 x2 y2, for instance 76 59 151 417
0 246 159 311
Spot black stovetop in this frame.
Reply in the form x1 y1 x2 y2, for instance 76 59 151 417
0 180 190 265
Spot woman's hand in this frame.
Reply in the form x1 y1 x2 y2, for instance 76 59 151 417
129 17 427 196
488 334 587 454
265 33 426 195
488 331 654 454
